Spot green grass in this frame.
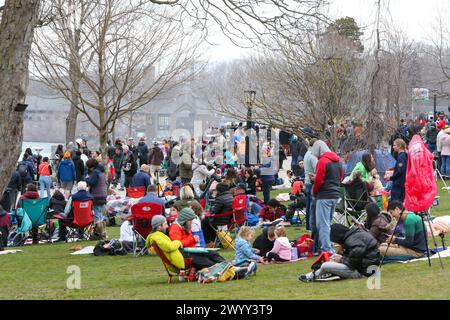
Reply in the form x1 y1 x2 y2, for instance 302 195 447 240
1 183 450 300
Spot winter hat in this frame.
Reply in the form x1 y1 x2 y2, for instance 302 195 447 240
311 140 330 158
330 224 350 245
236 182 247 191
75 138 83 145
151 215 167 230
177 208 196 226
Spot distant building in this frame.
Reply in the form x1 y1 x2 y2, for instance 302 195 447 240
24 80 229 148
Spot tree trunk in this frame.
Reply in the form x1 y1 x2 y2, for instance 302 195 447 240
0 0 41 196
65 103 79 144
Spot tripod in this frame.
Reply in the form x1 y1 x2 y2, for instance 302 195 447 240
434 159 450 196
154 169 162 199
418 210 444 270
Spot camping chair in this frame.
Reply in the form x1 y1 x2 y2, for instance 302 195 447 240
7 208 32 247
126 186 146 199
204 210 236 250
19 198 50 242
130 202 162 257
228 195 248 233
152 242 194 283
63 200 95 242
334 182 370 227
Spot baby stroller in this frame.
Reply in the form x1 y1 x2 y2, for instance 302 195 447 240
286 180 307 224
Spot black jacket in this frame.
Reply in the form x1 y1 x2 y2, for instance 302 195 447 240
49 192 67 214
6 171 22 191
73 155 85 182
123 154 137 177
340 228 381 277
245 176 257 195
426 128 439 145
252 227 275 256
210 191 234 225
137 142 149 165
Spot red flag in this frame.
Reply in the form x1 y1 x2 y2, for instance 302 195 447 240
404 135 437 212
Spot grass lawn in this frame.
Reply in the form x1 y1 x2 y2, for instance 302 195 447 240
1 183 450 300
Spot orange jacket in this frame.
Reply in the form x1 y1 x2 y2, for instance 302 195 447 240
169 222 197 248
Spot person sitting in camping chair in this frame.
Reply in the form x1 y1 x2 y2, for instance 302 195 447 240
286 178 307 221
146 215 188 280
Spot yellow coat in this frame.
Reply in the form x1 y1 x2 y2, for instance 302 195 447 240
146 231 185 271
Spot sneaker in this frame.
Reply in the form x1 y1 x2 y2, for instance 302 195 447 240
315 273 341 282
298 271 315 283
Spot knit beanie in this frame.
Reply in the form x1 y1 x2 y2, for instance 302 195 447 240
330 224 350 245
177 208 196 226
151 215 167 230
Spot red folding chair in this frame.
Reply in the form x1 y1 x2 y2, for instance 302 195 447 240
130 202 163 257
55 200 94 242
126 186 146 199
152 242 194 283
230 195 249 232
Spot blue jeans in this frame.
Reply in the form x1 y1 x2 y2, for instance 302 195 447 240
305 183 313 231
428 143 437 153
315 198 338 253
308 193 319 253
93 205 106 223
441 155 450 176
262 180 273 204
249 201 262 216
39 175 52 198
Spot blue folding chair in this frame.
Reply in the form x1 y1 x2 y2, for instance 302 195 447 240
19 198 50 228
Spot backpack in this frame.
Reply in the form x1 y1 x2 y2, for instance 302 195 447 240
93 239 127 256
310 252 332 271
217 230 234 249
294 234 313 258
197 261 236 284
18 164 28 177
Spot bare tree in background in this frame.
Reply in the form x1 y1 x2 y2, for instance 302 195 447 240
31 0 204 152
210 18 361 150
429 17 450 89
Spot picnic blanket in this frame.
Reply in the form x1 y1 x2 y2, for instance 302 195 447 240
105 197 140 216
70 246 95 255
0 250 23 255
397 248 450 264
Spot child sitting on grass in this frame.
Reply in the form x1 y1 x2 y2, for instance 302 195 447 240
265 226 291 263
235 226 265 266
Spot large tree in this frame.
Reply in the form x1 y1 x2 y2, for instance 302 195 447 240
0 0 42 196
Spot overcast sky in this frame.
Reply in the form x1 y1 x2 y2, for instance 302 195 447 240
207 0 450 61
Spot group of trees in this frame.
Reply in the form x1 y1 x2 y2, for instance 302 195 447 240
0 0 327 195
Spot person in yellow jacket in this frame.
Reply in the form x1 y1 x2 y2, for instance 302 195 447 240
146 215 185 272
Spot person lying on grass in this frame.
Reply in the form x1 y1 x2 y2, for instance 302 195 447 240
265 226 291 263
235 226 265 266
299 224 380 282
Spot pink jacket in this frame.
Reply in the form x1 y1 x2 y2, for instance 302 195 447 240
270 237 292 261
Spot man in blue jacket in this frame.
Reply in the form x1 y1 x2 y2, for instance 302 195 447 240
132 164 151 192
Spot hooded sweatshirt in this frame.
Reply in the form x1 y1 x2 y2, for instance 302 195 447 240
269 236 291 261
191 162 215 189
312 140 342 199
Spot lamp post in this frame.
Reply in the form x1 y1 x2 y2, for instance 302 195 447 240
244 90 256 168
433 89 438 121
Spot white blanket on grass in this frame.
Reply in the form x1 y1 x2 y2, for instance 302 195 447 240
70 246 95 255
397 248 450 264
0 250 23 255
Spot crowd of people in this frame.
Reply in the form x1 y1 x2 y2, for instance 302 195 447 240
0 116 448 283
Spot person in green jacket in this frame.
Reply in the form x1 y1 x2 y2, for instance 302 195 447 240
350 153 375 182
146 215 185 272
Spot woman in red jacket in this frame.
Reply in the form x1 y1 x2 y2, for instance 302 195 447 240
169 208 225 270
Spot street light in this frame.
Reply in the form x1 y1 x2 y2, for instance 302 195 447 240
244 90 256 168
432 89 438 121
